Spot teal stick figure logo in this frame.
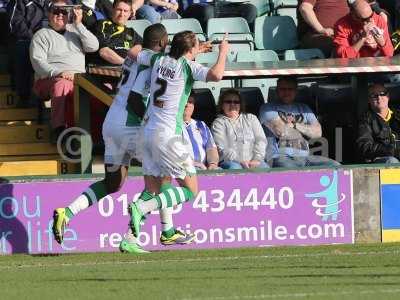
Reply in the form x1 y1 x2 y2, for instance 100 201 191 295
305 170 345 221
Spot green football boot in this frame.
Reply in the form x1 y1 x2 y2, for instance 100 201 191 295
52 208 69 244
128 202 144 237
119 239 149 254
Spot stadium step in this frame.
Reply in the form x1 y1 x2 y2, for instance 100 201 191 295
0 74 11 87
0 88 19 107
0 107 38 121
0 124 50 143
0 142 58 156
0 157 80 176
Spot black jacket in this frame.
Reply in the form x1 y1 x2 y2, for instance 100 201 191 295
87 19 142 65
356 108 400 162
7 0 49 40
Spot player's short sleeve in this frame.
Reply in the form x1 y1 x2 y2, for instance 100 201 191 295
300 104 318 124
188 60 210 82
131 66 151 96
137 51 161 66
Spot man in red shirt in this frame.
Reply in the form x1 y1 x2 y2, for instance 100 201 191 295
297 0 349 57
333 0 393 58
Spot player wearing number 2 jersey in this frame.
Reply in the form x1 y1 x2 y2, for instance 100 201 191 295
52 24 174 253
127 31 230 243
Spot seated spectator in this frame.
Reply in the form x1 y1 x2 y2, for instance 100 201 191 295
356 83 400 164
183 92 219 170
333 0 393 58
180 0 257 32
30 0 99 139
7 0 49 107
212 88 268 170
88 0 142 66
297 0 349 57
259 76 340 168
136 0 180 24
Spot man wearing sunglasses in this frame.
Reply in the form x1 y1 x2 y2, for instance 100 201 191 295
333 0 393 58
357 83 400 164
30 0 99 139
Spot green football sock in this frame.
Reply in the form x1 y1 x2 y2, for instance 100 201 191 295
67 181 108 217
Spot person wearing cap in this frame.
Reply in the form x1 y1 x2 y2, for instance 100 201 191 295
333 0 393 58
183 92 219 170
30 0 99 139
357 83 400 164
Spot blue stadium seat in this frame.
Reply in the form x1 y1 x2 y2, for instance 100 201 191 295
161 18 206 42
207 17 254 42
236 50 279 100
284 49 325 61
254 15 298 51
126 19 152 38
192 88 217 126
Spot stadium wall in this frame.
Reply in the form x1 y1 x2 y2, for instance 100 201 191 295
0 166 393 255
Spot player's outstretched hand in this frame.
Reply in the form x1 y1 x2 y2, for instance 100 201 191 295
127 44 143 60
219 33 230 54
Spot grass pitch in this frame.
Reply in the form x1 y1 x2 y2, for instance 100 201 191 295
1 243 400 300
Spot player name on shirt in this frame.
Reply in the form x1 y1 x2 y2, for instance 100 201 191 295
157 65 176 79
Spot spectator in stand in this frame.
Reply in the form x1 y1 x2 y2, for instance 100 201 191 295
180 0 257 32
357 83 400 164
212 88 268 170
88 0 142 66
297 0 349 57
259 76 340 168
30 0 99 139
79 0 113 32
183 92 219 170
333 0 393 58
7 0 49 107
136 0 179 24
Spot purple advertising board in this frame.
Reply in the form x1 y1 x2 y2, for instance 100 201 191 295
0 169 353 255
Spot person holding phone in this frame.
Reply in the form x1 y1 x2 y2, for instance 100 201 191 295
30 0 99 139
333 0 393 58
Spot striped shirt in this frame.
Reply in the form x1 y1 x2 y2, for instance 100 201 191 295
183 119 216 164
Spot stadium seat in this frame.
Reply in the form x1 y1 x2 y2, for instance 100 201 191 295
236 50 279 100
385 82 400 108
221 87 265 116
236 49 279 62
283 49 325 60
126 19 152 38
268 85 316 112
193 80 234 103
207 17 253 41
161 18 206 42
254 15 298 51
192 88 217 126
249 0 271 16
195 51 236 64
313 83 355 163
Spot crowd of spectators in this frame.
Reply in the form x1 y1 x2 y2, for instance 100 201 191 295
1 0 400 168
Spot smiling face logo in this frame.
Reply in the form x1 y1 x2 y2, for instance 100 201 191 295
305 171 345 222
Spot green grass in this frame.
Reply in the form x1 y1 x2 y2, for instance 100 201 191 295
1 243 400 300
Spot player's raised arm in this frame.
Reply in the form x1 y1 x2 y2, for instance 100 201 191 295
206 33 230 82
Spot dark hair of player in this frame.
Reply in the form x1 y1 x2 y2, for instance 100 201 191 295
142 23 167 49
169 31 197 60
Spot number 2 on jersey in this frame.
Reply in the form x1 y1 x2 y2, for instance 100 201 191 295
154 77 167 100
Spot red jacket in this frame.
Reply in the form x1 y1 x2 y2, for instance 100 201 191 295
333 13 393 58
